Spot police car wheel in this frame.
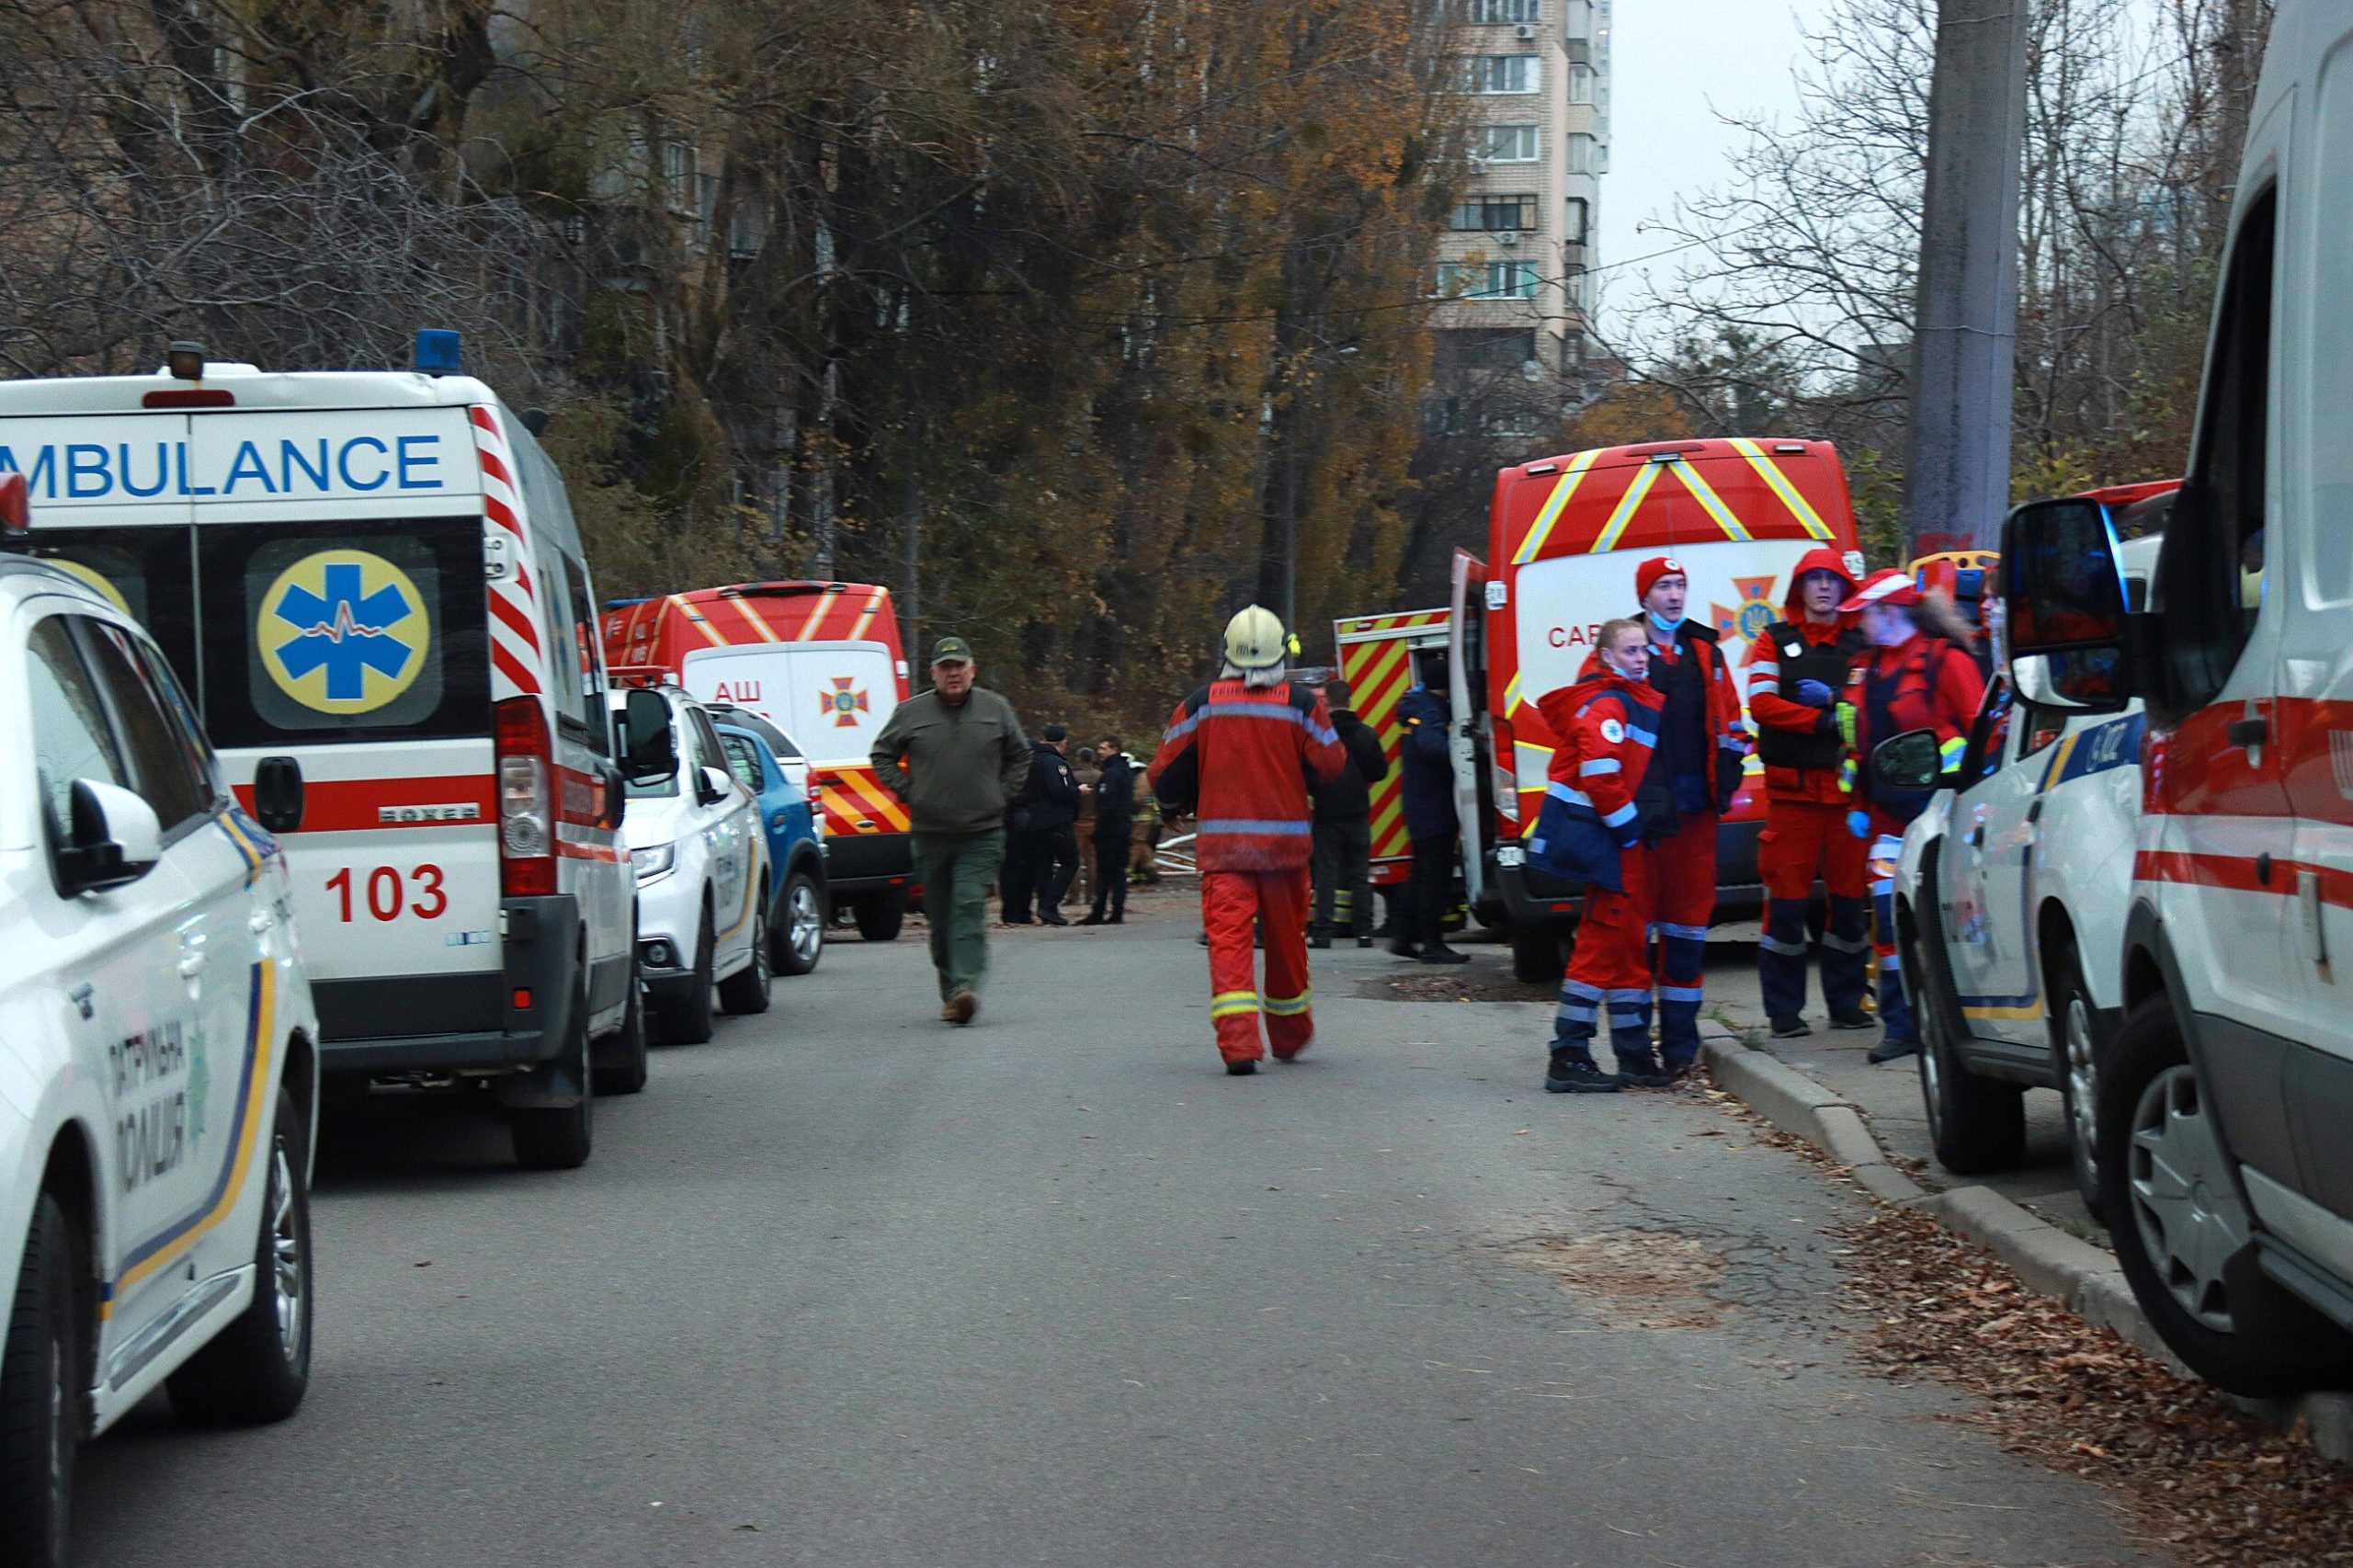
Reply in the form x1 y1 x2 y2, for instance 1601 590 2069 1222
2097 998 2353 1396
0 1192 78 1568
773 871 824 977
718 896 773 1016
2047 940 2104 1217
1907 919 2026 1175
592 954 650 1096
167 1094 313 1426
655 914 718 1045
512 987 595 1171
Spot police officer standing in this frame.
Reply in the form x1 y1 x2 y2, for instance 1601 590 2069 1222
1310 680 1389 949
1081 736 1137 925
1742 549 1875 1039
1392 653 1468 964
1003 724 1082 925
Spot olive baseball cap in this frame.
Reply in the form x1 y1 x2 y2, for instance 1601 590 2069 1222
931 635 974 665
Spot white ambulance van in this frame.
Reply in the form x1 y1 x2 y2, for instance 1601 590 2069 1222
1974 0 2353 1395
0 335 639 1170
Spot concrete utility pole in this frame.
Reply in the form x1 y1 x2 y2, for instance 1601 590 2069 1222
1903 0 2031 557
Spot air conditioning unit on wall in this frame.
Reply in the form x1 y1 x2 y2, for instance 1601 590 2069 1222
1497 231 1520 246
1515 22 1537 40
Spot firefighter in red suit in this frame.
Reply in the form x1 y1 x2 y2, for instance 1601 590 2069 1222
1838 569 1986 1063
1149 606 1345 1075
1576 556 1750 1084
1529 619 1666 1093
1741 547 1875 1039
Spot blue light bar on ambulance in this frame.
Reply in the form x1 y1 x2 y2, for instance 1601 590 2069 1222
415 329 462 376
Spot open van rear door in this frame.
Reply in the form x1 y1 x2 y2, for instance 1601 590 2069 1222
1449 550 1488 909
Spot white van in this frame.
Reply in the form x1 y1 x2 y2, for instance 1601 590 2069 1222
0 337 639 1169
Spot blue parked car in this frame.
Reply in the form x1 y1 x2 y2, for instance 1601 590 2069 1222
714 713 828 977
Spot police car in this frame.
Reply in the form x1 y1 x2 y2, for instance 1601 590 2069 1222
1883 528 2163 1206
0 336 639 1170
0 493 322 1564
609 684 771 1041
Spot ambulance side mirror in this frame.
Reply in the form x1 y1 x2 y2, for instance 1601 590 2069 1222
1868 730 1947 796
2001 496 2132 714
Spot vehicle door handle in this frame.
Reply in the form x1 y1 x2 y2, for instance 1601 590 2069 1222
177 951 208 979
250 910 275 934
2229 717 2268 748
2026 800 2044 824
253 756 305 833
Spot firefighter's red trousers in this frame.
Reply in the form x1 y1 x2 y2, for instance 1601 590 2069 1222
1202 868 1313 1064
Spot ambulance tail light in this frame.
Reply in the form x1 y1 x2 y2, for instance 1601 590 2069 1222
494 697 557 897
1490 714 1519 825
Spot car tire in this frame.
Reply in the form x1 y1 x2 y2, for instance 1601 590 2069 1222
2047 938 2104 1217
166 1093 313 1426
1908 918 2027 1174
511 985 595 1171
1510 921 1565 984
854 891 904 942
772 869 824 977
591 952 649 1096
2097 997 2353 1396
717 896 772 1016
0 1192 80 1568
656 912 718 1045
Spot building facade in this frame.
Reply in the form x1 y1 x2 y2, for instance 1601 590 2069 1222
1434 0 1609 415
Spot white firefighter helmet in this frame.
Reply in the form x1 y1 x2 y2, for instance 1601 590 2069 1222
1222 605 1288 671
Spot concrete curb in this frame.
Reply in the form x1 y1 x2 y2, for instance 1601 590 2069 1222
1695 1023 2353 1460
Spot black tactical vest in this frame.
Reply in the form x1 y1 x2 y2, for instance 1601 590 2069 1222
1754 619 1866 772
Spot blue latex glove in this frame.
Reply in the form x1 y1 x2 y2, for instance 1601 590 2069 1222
1846 809 1871 840
1617 827 1643 849
1794 678 1836 707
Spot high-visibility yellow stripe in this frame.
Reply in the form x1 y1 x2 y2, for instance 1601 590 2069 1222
1211 990 1262 1018
794 593 835 641
1264 991 1313 1017
1669 458 1752 541
1512 448 1603 564
732 597 786 642
849 594 883 642
1592 460 1666 554
674 594 725 646
1351 640 1409 710
1963 1001 2046 1022
1370 794 1405 846
1728 438 1835 541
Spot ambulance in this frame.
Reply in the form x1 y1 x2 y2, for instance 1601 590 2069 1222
1446 437 1867 982
1331 608 1452 919
0 335 637 1170
600 582 915 939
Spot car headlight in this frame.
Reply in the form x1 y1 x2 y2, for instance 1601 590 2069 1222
631 843 676 883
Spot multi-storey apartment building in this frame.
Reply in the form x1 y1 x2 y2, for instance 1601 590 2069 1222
1435 0 1609 403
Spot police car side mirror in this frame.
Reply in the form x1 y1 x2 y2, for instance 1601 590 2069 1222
1868 730 1946 796
619 688 676 787
696 766 733 807
55 778 161 895
2000 495 2134 713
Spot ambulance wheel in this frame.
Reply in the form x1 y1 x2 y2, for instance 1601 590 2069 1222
855 891 905 942
718 897 773 1015
656 915 718 1045
773 870 824 976
167 1092 312 1426
2099 998 2353 1396
591 955 649 1096
0 1192 80 1568
512 988 594 1171
1909 923 2026 1174
1510 922 1566 984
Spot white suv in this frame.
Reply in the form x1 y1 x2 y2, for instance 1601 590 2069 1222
0 548 322 1563
609 685 771 1042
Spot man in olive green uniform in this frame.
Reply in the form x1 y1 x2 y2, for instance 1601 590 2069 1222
871 637 1031 1024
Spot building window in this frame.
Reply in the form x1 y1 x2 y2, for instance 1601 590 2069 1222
1465 55 1539 94
1467 0 1541 21
1437 261 1540 300
1564 197 1589 244
1436 263 1476 298
663 140 698 215
1565 132 1598 175
1450 193 1540 232
1481 124 1540 163
1569 62 1597 103
1436 328 1539 373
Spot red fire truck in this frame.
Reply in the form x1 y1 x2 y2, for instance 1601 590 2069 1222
601 582 916 938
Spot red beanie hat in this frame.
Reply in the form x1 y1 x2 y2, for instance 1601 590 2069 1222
1634 555 1687 603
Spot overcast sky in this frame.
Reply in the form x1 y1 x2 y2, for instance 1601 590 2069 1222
1597 0 1836 329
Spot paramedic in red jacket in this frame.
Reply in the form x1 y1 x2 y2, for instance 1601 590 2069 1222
1530 619 1666 1093
1840 569 1986 1063
1592 557 1750 1082
1148 606 1346 1075
1742 548 1874 1040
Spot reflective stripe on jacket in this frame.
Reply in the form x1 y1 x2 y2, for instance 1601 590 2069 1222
1148 679 1346 871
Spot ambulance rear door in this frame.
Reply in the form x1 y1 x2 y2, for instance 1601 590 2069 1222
186 405 504 1014
680 640 898 769
1334 608 1449 889
1449 552 1487 907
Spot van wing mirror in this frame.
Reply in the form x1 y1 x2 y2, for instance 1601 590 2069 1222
55 778 161 895
1868 730 1946 796
619 688 676 786
2000 496 2132 712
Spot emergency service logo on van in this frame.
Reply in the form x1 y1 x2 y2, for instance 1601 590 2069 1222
822 676 870 727
1711 575 1779 644
258 549 429 714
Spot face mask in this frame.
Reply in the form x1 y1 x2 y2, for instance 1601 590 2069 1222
1604 645 1646 680
1647 609 1685 636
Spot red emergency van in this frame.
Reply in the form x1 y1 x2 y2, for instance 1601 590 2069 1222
601 582 915 938
1449 437 1868 981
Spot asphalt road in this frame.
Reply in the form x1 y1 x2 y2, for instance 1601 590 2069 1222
73 892 2156 1567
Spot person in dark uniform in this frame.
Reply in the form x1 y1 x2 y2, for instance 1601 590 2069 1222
1003 723 1083 925
1310 679 1390 949
1392 653 1468 964
1081 736 1138 925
